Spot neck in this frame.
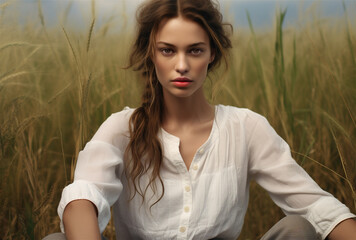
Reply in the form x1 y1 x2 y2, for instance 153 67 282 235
162 88 214 127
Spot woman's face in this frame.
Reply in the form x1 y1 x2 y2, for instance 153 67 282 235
153 16 214 99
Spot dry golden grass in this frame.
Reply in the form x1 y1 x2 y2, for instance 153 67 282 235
0 1 355 239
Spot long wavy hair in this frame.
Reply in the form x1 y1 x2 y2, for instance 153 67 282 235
124 0 232 206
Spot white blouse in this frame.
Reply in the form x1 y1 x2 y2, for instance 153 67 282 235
58 105 355 240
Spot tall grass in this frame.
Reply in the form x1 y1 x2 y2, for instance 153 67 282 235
0 1 355 239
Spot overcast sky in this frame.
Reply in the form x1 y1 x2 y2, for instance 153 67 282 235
4 0 356 31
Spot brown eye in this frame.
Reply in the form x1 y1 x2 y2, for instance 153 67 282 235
160 48 174 56
190 48 203 56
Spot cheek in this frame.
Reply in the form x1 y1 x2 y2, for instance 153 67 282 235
154 57 170 75
153 60 164 80
194 60 210 77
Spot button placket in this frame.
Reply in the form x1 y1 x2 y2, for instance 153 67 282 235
178 173 192 239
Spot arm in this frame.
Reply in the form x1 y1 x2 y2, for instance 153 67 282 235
246 114 356 239
63 199 101 240
58 110 132 235
327 218 356 240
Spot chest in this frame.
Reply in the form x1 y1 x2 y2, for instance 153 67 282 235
116 120 250 238
116 154 246 240
169 123 213 170
180 135 207 169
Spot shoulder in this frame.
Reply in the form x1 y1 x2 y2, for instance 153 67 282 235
216 105 277 147
90 106 135 150
218 105 289 155
107 106 136 125
216 104 267 130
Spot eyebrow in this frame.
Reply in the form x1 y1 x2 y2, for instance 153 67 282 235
156 41 207 47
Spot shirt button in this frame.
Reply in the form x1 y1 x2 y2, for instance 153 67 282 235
199 148 204 154
184 206 190 212
185 186 191 192
179 226 186 233
192 164 198 170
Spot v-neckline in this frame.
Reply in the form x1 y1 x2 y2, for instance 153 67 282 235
160 105 218 170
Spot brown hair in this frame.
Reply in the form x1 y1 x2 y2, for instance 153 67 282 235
125 0 232 206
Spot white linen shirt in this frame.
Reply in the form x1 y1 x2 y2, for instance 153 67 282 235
58 105 355 240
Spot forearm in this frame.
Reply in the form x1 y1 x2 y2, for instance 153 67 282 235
63 199 101 240
326 218 356 240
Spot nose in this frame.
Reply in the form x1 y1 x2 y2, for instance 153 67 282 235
175 53 189 74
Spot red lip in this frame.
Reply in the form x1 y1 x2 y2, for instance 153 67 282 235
172 77 192 82
171 77 193 88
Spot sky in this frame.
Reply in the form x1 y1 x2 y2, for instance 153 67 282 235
3 0 356 32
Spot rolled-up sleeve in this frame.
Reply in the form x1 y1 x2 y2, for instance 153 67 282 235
247 115 355 239
58 140 124 233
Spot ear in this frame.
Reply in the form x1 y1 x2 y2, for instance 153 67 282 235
209 50 215 63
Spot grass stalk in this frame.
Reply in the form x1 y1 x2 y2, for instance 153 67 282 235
246 11 269 109
342 1 356 67
273 9 294 135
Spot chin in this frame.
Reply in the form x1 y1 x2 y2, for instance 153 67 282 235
166 88 198 98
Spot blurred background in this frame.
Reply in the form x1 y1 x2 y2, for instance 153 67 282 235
4 0 356 30
1 0 355 239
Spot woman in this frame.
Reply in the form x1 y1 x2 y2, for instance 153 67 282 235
45 0 356 239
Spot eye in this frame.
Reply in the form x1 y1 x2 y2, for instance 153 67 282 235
190 48 204 56
159 48 174 56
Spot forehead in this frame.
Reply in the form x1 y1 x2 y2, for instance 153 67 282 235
155 17 210 46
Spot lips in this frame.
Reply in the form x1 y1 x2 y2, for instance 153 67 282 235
171 77 192 88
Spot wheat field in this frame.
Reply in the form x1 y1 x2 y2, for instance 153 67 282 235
0 1 355 239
